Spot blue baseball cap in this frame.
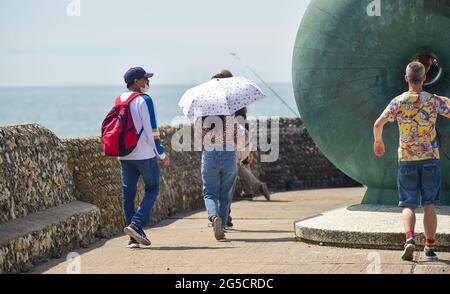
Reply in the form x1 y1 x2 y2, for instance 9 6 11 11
124 67 154 84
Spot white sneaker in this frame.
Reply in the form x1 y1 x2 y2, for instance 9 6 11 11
126 238 141 249
212 216 225 240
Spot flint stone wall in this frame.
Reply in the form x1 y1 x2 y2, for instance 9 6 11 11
63 126 204 238
64 118 360 237
0 204 100 273
250 118 360 192
0 124 75 224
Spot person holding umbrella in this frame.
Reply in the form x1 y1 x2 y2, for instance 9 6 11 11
179 70 265 240
226 106 271 229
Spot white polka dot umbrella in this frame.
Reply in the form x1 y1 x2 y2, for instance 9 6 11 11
178 76 266 121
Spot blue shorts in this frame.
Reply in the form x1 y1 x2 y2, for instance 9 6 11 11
398 159 441 209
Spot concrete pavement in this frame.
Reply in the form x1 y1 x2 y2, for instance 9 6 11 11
32 188 450 274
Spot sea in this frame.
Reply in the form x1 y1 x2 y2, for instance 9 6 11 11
0 83 299 138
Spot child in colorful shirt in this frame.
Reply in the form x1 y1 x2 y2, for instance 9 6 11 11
373 61 450 262
381 91 449 161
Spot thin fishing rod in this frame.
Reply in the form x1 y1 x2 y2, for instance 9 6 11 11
230 52 301 118
230 53 318 173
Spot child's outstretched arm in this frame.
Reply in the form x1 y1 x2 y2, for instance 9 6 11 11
373 115 390 157
434 95 450 118
374 97 399 157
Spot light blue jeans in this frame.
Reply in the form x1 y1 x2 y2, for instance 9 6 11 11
201 150 237 225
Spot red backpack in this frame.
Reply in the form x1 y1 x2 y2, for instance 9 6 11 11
101 92 144 156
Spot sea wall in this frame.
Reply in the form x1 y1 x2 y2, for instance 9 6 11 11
0 124 75 224
0 124 96 273
0 119 360 240
250 118 360 191
63 127 204 238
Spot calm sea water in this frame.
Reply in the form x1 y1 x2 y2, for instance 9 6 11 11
0 83 298 138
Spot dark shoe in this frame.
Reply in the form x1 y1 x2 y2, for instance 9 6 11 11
401 239 416 261
127 237 140 249
212 216 225 240
124 223 151 246
224 223 233 231
226 216 233 228
261 183 271 201
424 248 438 261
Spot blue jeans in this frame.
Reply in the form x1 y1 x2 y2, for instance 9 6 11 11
201 150 237 225
398 159 441 209
120 158 160 228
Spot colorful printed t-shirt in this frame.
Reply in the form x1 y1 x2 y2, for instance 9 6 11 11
382 91 450 162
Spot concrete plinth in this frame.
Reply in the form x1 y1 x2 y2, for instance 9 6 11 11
294 205 450 251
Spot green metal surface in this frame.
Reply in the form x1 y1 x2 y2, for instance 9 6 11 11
293 0 450 205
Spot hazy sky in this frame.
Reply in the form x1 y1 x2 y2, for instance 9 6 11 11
0 0 310 87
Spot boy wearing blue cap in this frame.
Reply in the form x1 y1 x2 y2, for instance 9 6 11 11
119 67 170 248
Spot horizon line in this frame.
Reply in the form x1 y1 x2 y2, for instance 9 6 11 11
0 81 294 89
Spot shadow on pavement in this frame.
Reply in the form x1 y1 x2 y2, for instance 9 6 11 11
226 229 292 234
227 237 295 243
137 246 236 251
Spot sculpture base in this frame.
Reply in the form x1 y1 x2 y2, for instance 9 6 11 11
294 205 450 251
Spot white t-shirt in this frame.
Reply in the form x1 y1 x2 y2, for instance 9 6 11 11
118 91 166 161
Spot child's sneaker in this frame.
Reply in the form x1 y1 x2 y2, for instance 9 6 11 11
424 248 438 261
424 239 438 261
401 239 416 261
